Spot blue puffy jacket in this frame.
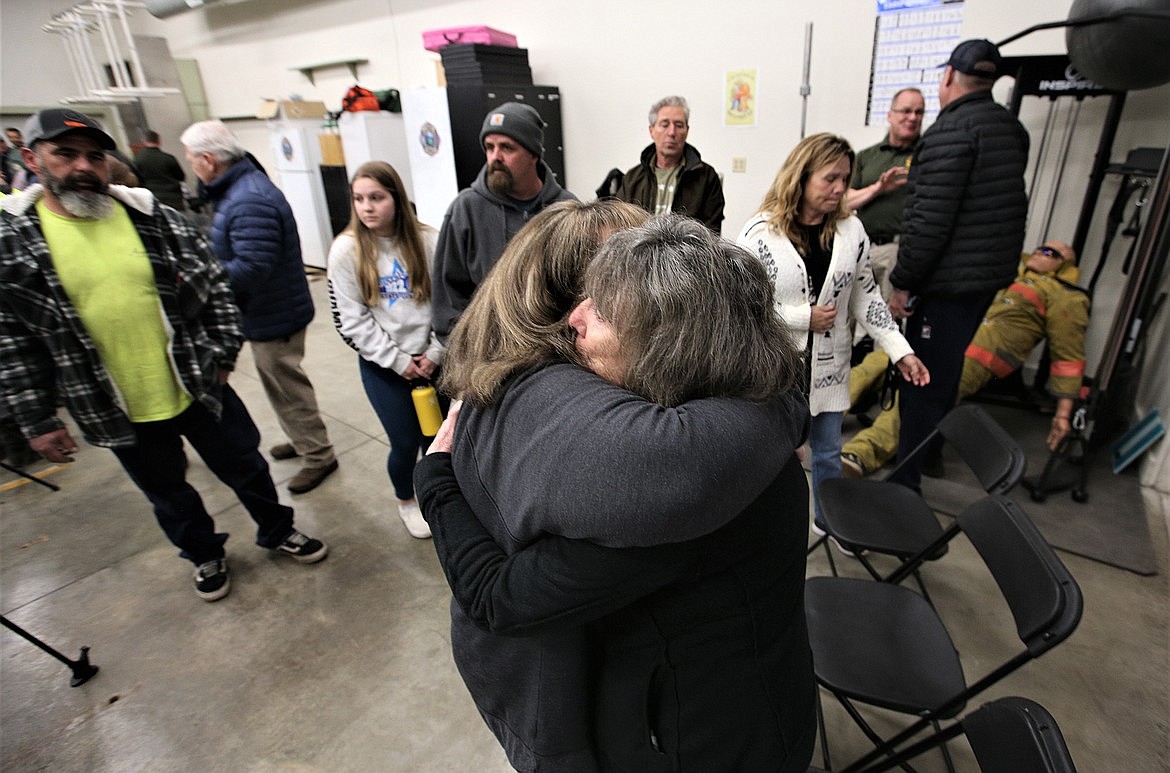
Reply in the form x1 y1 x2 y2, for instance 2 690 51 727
205 158 314 341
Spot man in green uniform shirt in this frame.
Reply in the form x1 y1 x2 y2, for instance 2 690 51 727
847 87 925 297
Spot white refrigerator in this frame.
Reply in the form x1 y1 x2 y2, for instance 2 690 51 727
338 110 416 204
268 118 333 269
398 88 460 230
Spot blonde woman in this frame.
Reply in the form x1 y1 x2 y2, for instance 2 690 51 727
328 161 443 538
737 133 928 534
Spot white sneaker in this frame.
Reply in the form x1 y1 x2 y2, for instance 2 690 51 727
398 499 432 539
811 520 862 557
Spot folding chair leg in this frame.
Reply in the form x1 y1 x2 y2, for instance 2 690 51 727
855 553 885 582
824 539 839 576
834 694 918 773
0 460 60 491
808 534 840 576
911 570 934 607
931 719 956 773
815 686 832 771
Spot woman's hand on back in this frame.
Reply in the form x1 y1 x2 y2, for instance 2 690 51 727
428 399 462 455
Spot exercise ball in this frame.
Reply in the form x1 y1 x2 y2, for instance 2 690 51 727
1066 0 1170 90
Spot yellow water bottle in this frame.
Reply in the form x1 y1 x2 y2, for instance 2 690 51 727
412 383 443 436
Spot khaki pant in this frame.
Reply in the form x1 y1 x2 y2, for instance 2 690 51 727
250 327 335 467
867 239 899 300
842 350 993 473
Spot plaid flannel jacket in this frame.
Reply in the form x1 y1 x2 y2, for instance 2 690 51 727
0 184 243 448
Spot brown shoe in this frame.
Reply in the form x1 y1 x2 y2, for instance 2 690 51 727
288 460 339 494
270 443 299 460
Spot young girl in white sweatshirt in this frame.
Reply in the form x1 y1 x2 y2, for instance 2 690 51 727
327 161 444 538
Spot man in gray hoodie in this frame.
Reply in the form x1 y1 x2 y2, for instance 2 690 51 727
431 102 576 342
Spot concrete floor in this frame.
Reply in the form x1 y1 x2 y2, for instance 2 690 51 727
2 274 1167 772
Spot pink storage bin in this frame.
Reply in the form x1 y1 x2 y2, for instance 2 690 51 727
422 26 518 52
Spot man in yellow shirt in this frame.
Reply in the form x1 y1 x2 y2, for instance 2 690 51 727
0 110 328 601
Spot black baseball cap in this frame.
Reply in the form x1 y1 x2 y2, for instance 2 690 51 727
945 39 1003 80
23 109 116 150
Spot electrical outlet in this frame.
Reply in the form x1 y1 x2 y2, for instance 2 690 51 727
732 157 747 173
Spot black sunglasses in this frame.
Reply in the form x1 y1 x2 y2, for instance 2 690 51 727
1034 245 1065 260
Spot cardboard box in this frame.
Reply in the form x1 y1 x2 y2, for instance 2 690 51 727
256 99 328 121
318 133 345 166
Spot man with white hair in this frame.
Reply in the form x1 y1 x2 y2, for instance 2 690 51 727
181 120 338 494
617 95 724 232
0 109 328 601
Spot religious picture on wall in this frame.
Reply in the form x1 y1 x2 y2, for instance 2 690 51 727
725 69 757 126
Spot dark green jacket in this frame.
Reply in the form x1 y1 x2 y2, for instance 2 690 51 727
617 143 724 233
133 146 186 209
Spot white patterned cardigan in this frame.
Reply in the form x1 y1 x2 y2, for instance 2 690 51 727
736 212 913 416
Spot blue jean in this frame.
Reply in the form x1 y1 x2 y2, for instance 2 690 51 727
359 357 442 500
112 384 294 565
809 411 843 528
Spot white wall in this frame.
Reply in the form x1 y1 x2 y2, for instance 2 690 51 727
6 1 1168 236
3 0 1168 488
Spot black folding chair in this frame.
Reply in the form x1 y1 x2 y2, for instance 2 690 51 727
811 404 1026 602
855 696 1077 773
805 495 1083 772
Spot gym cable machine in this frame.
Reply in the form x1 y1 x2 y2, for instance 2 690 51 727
992 55 1165 500
987 54 1165 502
987 3 1170 503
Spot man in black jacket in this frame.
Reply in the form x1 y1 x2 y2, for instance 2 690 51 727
133 129 186 209
616 95 724 233
886 39 1030 490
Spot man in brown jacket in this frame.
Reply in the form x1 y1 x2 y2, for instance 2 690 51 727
617 95 724 233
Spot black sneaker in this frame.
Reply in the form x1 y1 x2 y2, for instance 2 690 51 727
273 530 328 564
194 558 230 601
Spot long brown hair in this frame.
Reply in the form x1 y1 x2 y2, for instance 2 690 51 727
343 161 433 305
440 199 649 405
758 132 854 255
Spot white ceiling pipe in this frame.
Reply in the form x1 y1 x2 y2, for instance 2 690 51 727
144 0 224 19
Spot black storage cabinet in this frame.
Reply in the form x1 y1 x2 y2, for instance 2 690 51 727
440 44 566 191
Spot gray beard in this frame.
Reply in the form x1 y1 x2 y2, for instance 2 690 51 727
57 190 115 220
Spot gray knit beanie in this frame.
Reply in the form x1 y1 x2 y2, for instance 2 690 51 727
479 102 545 158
